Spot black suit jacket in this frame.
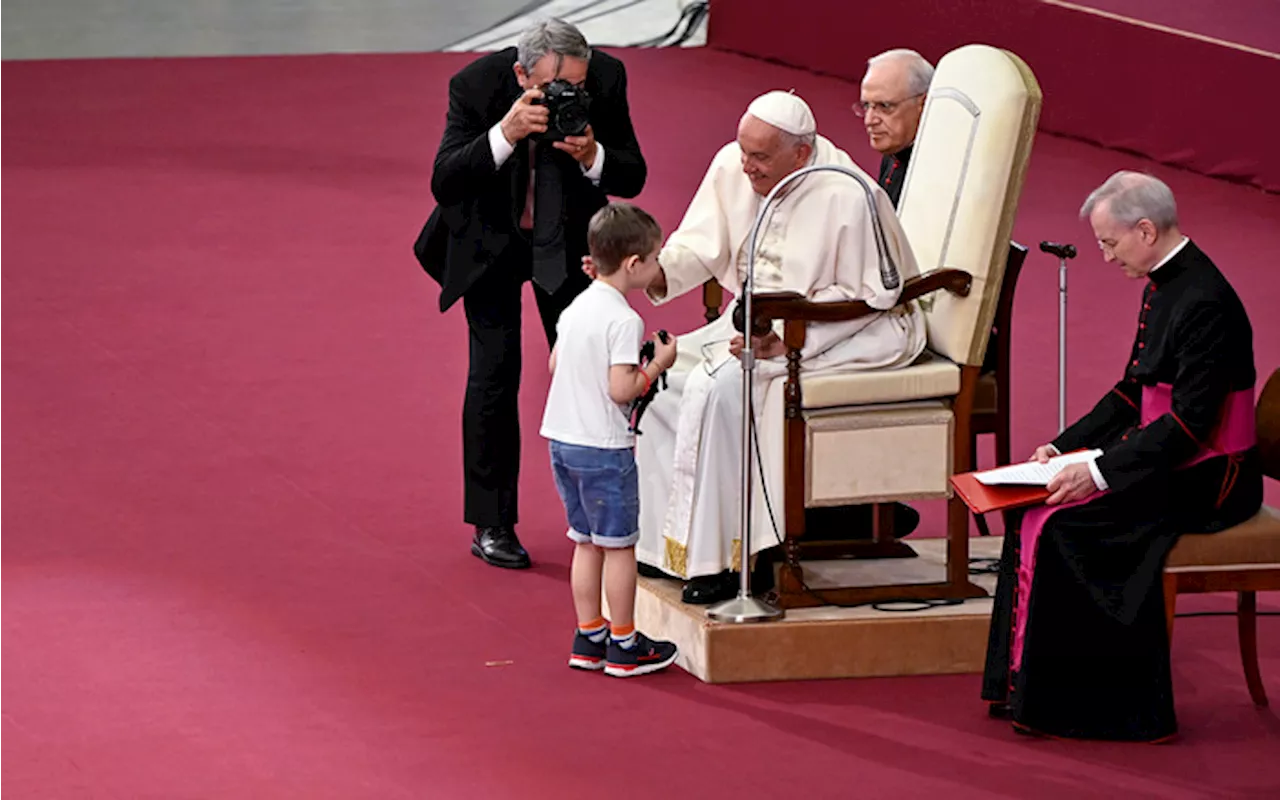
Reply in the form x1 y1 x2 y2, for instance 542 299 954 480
876 144 912 209
415 47 646 311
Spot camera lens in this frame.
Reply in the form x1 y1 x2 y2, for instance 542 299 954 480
557 104 590 137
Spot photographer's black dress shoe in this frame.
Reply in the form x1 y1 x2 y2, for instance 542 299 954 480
471 525 531 569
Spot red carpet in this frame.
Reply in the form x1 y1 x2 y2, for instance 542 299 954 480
4 48 1280 797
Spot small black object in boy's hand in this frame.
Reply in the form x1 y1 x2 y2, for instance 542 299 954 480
628 330 670 435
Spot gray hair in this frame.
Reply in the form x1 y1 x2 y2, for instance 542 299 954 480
1079 171 1179 231
778 129 817 151
867 48 934 96
516 18 591 75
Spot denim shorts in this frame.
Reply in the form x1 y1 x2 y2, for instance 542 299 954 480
548 440 639 548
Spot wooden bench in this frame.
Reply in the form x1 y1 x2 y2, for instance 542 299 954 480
1163 367 1280 707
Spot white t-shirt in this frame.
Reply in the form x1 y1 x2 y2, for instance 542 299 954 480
540 281 645 449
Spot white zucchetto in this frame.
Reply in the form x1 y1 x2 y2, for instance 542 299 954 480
745 90 817 136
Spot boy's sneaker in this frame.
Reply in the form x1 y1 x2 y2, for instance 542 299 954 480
604 633 678 678
568 631 607 671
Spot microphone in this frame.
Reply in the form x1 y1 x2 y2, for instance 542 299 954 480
1039 241 1077 259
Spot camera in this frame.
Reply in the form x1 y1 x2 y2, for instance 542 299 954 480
638 329 671 363
629 330 670 435
730 298 774 337
533 79 592 141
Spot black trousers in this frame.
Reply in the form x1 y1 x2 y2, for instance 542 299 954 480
981 452 1260 740
460 244 591 528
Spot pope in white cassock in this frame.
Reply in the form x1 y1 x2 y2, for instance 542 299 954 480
635 90 927 604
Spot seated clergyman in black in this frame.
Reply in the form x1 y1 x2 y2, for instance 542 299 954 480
981 171 1261 742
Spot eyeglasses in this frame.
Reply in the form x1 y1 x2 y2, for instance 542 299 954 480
1097 222 1149 254
853 93 924 118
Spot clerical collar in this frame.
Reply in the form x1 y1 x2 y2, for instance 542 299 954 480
1148 236 1190 282
893 143 914 167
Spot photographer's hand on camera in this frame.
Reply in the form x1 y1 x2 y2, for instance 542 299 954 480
499 89 549 145
552 125 598 167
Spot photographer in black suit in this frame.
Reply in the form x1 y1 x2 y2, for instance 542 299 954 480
416 19 646 569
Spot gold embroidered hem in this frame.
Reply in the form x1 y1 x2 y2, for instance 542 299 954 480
663 537 689 578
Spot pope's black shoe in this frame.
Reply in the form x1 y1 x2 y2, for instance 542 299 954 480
637 562 667 579
471 525 531 569
681 570 738 604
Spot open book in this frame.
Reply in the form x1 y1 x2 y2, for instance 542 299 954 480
973 449 1102 486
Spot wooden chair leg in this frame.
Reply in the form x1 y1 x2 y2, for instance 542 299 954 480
873 502 896 542
994 414 1011 468
969 427 989 536
1238 590 1269 707
973 512 992 537
1163 571 1177 644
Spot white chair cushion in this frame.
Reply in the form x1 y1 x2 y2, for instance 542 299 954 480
802 353 960 410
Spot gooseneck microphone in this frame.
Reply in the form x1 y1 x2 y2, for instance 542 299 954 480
1039 241 1077 260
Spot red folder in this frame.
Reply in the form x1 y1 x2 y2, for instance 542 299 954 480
950 471 1049 515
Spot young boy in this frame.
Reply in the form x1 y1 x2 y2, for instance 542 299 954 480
540 202 680 678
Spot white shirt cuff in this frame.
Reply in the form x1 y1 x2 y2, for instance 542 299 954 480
1087 456 1109 492
489 124 515 169
1046 444 1061 457
581 143 605 184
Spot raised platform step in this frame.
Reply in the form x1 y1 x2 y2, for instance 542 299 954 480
633 537 1002 684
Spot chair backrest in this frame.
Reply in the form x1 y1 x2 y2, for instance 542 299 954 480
1257 368 1280 482
898 45 1042 367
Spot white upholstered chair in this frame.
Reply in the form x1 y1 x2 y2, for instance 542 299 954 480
740 45 1043 608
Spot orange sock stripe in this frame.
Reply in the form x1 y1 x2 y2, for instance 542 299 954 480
580 617 608 632
611 623 636 637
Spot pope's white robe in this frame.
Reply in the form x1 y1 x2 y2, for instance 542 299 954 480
635 135 927 579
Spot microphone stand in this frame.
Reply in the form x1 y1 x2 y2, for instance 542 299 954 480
707 164 900 624
1038 241 1076 433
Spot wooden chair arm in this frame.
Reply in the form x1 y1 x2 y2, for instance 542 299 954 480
701 279 724 324
739 268 973 337
901 267 974 304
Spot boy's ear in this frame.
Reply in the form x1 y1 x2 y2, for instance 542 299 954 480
621 254 641 272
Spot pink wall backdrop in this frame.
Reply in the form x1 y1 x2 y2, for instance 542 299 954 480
707 0 1280 193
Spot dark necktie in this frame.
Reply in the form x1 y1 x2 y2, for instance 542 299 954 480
529 141 567 294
